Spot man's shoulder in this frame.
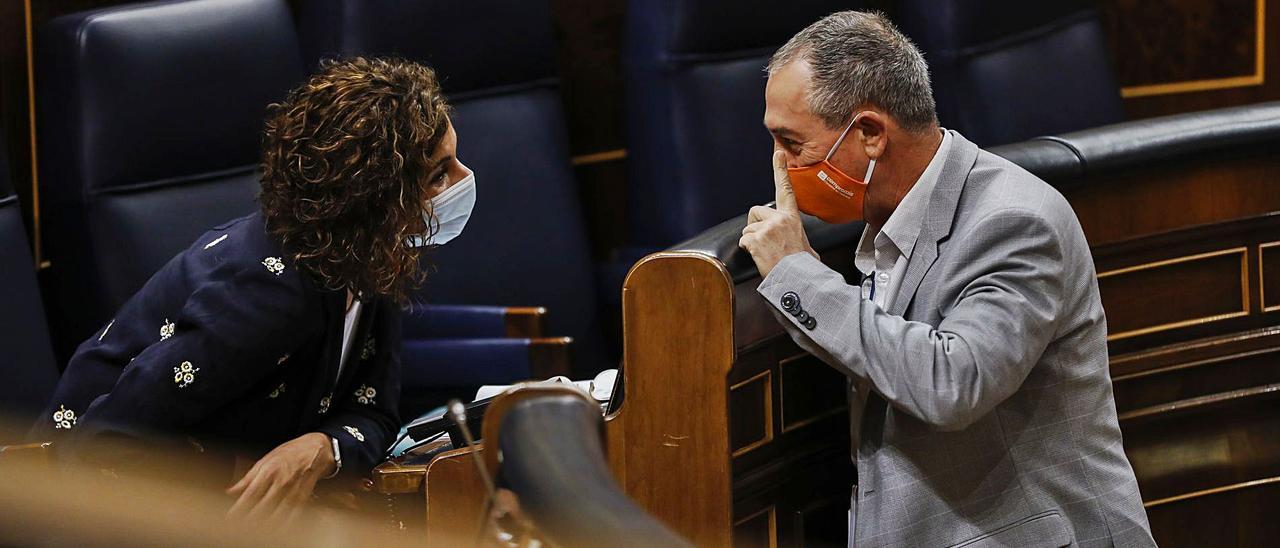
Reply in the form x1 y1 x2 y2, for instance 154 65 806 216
955 149 1078 231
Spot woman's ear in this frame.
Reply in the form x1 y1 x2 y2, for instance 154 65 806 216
855 111 888 160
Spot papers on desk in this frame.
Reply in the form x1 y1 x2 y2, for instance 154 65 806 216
391 369 620 458
475 368 617 404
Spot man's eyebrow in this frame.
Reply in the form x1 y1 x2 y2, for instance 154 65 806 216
767 126 801 140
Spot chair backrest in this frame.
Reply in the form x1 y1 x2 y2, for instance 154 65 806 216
623 0 863 247
895 0 1125 146
0 135 58 436
296 0 609 375
36 0 306 360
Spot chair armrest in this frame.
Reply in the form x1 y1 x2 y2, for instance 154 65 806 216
402 304 547 339
402 337 572 388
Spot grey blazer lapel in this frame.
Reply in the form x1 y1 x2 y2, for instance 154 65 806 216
888 131 980 317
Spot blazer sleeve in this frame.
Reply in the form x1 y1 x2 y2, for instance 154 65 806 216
71 258 320 441
757 208 1065 431
315 301 402 475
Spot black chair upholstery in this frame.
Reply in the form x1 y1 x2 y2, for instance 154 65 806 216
36 0 306 361
0 136 59 438
296 0 610 376
896 0 1125 146
496 390 693 547
990 101 1280 189
623 0 862 248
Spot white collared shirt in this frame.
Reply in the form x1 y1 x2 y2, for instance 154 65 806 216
338 299 362 382
854 130 952 312
848 129 952 543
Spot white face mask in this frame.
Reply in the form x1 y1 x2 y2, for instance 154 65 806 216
408 167 476 248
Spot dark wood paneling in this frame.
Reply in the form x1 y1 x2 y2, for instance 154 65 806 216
1064 145 1280 247
778 354 846 432
1098 248 1248 339
1107 0 1258 87
1102 0 1280 119
0 0 35 253
1145 480 1280 548
1091 213 1280 356
732 506 775 548
1122 385 1280 502
730 371 772 456
1113 347 1280 413
572 158 627 260
794 498 849 548
549 0 624 156
1262 242 1280 311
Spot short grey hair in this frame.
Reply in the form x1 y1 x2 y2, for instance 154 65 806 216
767 11 937 133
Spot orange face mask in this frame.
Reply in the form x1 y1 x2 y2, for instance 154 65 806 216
787 114 875 224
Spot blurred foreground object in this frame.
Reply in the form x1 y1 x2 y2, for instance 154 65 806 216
0 415 430 547
480 385 691 547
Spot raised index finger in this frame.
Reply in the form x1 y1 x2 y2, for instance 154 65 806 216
773 150 798 214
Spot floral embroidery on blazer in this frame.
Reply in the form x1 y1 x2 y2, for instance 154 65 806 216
32 213 402 474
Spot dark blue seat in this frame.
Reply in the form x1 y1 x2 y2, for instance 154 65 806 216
623 0 863 248
895 0 1125 146
0 135 59 441
296 0 610 380
36 0 307 362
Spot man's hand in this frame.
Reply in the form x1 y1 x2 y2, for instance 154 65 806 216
226 432 335 523
739 150 817 278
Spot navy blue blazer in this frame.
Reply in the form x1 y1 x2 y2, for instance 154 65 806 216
32 212 401 474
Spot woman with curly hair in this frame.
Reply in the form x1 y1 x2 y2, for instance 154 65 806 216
31 57 471 519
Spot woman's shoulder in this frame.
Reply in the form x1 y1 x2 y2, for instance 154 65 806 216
178 211 316 294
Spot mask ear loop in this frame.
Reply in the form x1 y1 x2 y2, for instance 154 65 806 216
827 113 876 184
824 114 862 162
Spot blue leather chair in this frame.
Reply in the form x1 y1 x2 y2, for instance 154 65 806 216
895 0 1126 146
36 0 306 362
623 0 863 248
296 0 610 382
0 136 59 441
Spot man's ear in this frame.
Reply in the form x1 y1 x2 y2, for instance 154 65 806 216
855 111 888 160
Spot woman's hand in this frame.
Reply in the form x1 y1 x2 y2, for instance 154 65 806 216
226 432 335 522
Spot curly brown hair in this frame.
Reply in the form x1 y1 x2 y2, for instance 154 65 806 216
259 57 450 302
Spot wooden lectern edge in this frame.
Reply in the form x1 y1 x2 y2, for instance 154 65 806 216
610 249 738 546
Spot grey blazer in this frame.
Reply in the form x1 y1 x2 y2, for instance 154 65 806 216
757 131 1156 547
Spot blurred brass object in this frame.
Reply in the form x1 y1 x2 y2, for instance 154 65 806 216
0 449 442 547
0 417 458 546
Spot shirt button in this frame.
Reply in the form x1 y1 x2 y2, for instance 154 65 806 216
877 272 890 282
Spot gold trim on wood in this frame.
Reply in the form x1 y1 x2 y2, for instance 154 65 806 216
1118 382 1280 423
732 505 778 548
730 370 773 458
23 0 43 268
1098 247 1250 341
1120 0 1266 98
1112 346 1280 383
1261 242 1280 312
1144 476 1280 508
778 353 848 433
571 148 627 166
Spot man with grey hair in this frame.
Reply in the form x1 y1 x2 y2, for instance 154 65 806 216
739 11 1156 547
